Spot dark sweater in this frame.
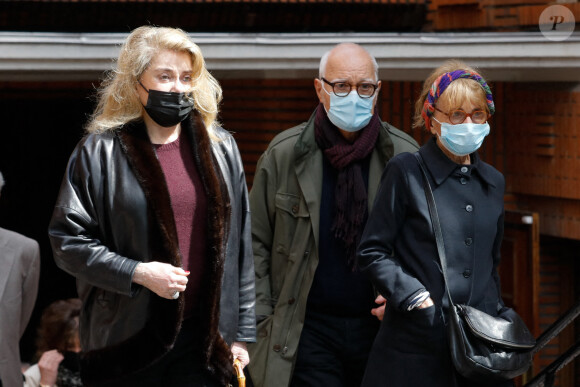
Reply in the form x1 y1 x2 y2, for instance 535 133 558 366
306 155 376 317
154 134 207 319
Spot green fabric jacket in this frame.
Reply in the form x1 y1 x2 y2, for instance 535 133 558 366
247 111 419 387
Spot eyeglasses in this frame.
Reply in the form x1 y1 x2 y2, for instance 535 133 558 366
321 77 378 99
434 106 489 124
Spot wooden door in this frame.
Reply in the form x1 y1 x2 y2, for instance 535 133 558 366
499 209 541 384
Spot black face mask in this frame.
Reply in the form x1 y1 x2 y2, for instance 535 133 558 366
139 81 194 127
60 351 81 372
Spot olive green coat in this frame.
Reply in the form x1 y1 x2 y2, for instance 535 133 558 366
247 112 419 387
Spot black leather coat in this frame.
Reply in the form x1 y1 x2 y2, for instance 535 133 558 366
48 112 256 385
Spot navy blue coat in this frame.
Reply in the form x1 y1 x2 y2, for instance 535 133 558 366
357 137 512 387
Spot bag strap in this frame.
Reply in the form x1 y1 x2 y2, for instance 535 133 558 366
414 152 456 306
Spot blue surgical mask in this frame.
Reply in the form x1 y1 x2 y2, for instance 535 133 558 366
323 89 374 132
434 118 490 156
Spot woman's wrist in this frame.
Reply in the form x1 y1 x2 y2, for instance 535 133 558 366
418 297 434 309
132 262 145 284
407 290 431 311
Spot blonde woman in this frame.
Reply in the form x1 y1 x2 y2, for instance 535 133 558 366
358 60 513 387
49 26 255 387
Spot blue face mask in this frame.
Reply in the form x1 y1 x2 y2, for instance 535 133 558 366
323 89 374 132
435 119 490 156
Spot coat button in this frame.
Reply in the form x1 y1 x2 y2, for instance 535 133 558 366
465 205 473 212
461 166 468 173
273 344 282 352
292 205 299 214
288 298 296 305
465 238 473 246
463 269 472 278
259 328 268 338
460 178 467 185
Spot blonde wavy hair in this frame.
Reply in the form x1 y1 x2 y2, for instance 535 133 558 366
86 26 222 138
413 59 489 130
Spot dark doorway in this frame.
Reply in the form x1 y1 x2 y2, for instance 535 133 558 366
0 81 95 361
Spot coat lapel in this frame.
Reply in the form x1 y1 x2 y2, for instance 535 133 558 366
186 113 233 385
294 115 323 251
117 123 181 267
368 122 395 209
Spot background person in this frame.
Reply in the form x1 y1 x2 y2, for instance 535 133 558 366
247 43 418 387
23 298 82 387
357 59 513 387
0 171 41 387
48 26 255 387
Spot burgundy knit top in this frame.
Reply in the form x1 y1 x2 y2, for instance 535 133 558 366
154 134 207 319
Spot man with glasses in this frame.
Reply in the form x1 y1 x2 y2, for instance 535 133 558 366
247 43 418 387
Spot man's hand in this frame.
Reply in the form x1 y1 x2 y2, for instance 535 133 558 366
371 295 387 321
132 262 189 299
231 341 250 368
38 349 64 386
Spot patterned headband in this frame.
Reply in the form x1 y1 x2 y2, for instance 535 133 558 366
421 69 495 128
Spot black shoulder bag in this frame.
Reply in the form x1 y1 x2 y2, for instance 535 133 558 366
414 152 535 382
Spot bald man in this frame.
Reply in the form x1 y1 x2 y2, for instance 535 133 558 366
247 43 419 387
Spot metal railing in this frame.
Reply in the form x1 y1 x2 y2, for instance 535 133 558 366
524 299 580 387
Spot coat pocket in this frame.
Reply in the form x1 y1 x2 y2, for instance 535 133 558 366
386 305 445 354
271 193 310 289
273 193 310 253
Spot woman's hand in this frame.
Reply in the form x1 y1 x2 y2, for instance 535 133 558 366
38 349 64 386
417 297 434 309
371 295 387 321
231 341 250 368
132 262 189 299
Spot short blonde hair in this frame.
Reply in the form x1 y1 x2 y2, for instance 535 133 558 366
413 59 489 130
86 26 222 138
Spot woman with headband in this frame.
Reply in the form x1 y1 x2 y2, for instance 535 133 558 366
357 59 512 387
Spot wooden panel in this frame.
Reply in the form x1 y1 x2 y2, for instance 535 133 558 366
380 83 393 132
409 81 425 145
390 81 403 129
1 1 429 33
532 114 556 157
480 0 549 5
433 0 479 6
502 82 580 241
504 86 580 201
533 237 578 387
519 4 580 26
428 1 580 31
402 81 413 139
25 0 429 3
492 82 505 171
431 4 485 30
499 210 541 385
509 195 580 240
220 78 318 187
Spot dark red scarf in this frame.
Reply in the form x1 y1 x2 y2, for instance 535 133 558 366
314 103 380 269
